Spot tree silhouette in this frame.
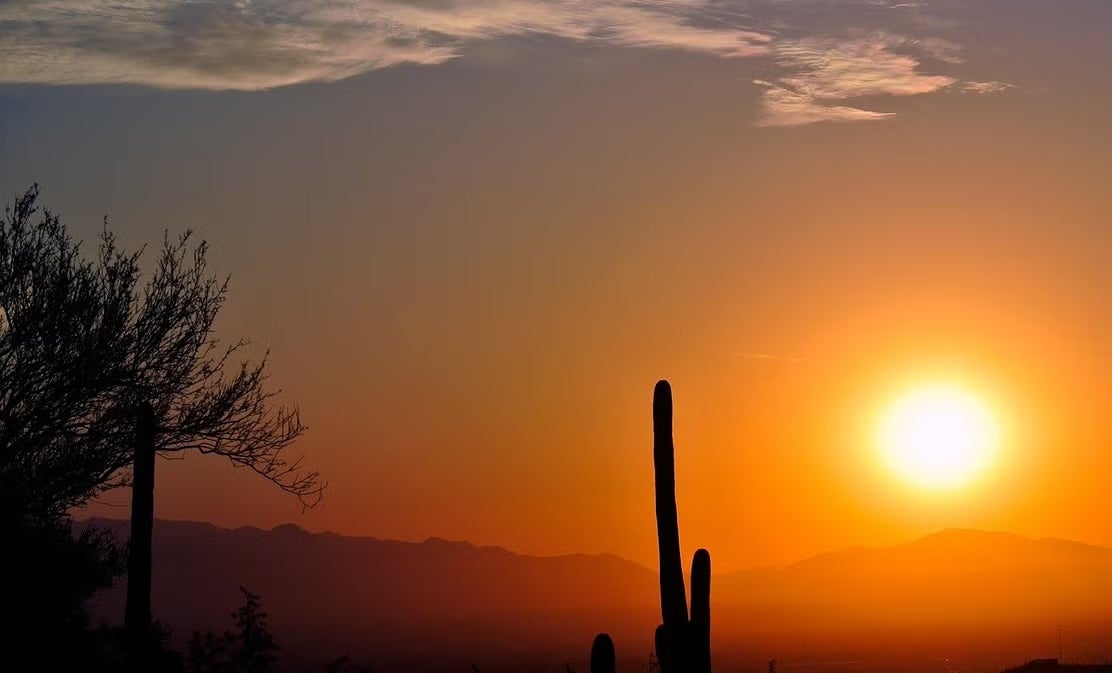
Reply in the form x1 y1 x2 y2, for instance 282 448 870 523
0 185 140 519
0 185 322 516
1 185 322 663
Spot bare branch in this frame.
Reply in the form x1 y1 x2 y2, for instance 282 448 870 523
0 186 322 516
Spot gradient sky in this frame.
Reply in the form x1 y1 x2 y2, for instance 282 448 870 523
1 0 1109 571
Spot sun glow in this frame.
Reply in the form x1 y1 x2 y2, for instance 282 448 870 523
877 383 1000 490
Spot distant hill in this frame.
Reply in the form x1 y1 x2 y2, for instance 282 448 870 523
717 528 1112 631
81 520 1112 671
81 518 660 670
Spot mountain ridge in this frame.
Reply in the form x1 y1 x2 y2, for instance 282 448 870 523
77 517 1112 668
80 516 1112 573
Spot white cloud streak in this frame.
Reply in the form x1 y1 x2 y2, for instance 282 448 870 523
0 0 1013 126
0 0 770 90
961 80 1015 94
754 33 1006 127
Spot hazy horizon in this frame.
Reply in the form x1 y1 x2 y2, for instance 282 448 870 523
76 514 1112 572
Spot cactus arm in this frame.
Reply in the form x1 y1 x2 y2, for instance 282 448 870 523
691 548 712 673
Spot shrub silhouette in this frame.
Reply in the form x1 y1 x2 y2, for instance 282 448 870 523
590 381 712 673
1 509 124 669
188 587 279 673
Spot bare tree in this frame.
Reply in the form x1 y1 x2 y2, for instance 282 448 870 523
0 184 322 517
1 185 140 517
123 228 320 505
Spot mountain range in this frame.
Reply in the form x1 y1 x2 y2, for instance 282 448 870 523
81 519 1112 672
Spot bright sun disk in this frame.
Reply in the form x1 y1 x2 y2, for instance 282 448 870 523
877 383 999 490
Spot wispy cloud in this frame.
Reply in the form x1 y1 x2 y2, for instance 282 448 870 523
754 32 1013 127
754 80 894 126
0 0 1013 127
755 34 956 127
0 0 771 90
961 80 1015 94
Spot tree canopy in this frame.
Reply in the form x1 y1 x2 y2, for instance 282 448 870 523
0 185 322 518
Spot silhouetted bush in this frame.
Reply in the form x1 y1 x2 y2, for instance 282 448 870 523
188 587 279 673
0 508 122 667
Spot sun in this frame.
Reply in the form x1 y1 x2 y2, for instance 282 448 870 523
876 383 1000 490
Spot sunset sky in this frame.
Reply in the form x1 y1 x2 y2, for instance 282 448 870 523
1 0 1109 572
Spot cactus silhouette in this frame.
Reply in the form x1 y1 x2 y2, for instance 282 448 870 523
652 380 711 673
591 634 616 673
588 381 712 673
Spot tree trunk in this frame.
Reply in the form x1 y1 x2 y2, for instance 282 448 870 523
126 402 157 636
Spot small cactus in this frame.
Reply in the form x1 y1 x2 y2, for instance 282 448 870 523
591 634 616 673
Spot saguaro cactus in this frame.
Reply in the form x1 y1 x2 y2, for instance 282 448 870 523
589 381 712 673
652 380 711 673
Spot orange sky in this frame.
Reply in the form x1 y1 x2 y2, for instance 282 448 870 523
5 0 1109 572
78 150 1111 570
